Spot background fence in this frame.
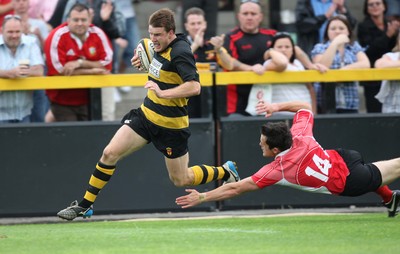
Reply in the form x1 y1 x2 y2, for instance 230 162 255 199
1 70 400 217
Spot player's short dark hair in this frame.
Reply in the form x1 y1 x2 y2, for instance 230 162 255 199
261 122 292 151
184 7 205 23
149 8 176 33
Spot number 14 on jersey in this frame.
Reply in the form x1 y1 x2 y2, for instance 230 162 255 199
305 154 332 182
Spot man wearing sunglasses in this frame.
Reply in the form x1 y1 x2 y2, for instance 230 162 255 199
0 14 44 123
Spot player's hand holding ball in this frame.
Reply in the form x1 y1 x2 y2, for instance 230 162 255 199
131 38 154 72
131 52 142 70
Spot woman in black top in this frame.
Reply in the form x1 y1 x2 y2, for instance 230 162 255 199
357 0 399 112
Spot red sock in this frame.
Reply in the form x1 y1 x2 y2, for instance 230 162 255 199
375 185 393 203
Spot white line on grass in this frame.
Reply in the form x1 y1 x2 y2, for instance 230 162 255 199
117 212 362 223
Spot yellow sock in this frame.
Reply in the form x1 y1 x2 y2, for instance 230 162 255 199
80 162 115 208
191 164 226 185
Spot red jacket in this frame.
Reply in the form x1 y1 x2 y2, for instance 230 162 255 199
44 23 113 106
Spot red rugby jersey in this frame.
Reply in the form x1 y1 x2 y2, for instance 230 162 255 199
251 110 350 195
44 23 113 106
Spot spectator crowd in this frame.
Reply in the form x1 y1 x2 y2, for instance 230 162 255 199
1 0 400 124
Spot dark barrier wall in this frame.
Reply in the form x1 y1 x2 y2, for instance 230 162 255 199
2 114 400 217
0 119 215 217
220 113 400 209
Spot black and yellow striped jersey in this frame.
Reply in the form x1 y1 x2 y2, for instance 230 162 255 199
140 34 200 130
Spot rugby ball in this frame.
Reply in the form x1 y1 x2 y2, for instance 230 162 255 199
136 38 154 72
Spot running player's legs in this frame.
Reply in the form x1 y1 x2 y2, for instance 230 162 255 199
153 127 236 187
100 108 150 165
101 125 148 165
57 111 150 220
373 158 400 186
164 151 237 187
165 153 193 187
151 125 192 186
78 125 147 209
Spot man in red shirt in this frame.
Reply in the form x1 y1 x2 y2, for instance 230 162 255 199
176 100 400 217
44 3 113 121
222 0 275 116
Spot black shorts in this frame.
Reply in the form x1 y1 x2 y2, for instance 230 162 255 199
121 108 190 159
337 148 382 197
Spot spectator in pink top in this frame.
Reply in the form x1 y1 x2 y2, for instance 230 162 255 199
27 0 58 21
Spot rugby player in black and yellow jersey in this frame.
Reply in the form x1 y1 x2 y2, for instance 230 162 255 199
57 8 240 221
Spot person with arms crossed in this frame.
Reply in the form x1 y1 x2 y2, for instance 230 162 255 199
176 100 400 218
56 0 124 121
57 8 240 221
0 14 44 123
44 3 113 121
222 0 276 116
245 32 328 116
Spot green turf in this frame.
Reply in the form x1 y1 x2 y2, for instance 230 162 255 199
0 213 398 254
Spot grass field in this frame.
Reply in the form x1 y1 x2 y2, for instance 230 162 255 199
0 213 398 254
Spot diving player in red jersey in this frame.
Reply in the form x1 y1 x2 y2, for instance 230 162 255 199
176 100 400 217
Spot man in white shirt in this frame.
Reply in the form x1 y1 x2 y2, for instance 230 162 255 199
0 14 44 123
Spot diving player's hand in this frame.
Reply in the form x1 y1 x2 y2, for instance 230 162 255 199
176 189 203 209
